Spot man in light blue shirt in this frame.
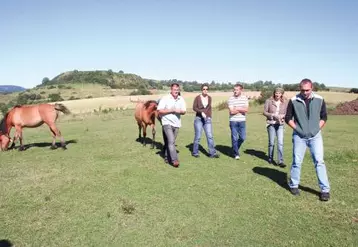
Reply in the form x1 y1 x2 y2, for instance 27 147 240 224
157 83 186 167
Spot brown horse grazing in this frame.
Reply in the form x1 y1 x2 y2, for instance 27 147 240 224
0 103 71 151
132 98 158 148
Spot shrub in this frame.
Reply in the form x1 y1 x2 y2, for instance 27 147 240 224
349 88 358 94
48 93 64 102
255 90 272 105
130 88 152 95
216 101 228 111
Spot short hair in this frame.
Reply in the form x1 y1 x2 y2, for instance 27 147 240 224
171 83 180 88
234 83 243 89
201 83 209 90
300 78 313 86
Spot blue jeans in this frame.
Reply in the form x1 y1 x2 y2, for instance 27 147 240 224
289 131 330 193
192 117 217 156
229 121 246 157
267 124 284 163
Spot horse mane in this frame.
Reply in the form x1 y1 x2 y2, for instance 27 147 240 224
143 100 158 109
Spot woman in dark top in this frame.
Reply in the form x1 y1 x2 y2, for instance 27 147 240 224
192 84 219 158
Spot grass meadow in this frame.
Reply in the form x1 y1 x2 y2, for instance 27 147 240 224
0 104 357 246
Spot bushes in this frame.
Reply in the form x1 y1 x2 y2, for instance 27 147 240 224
349 88 358 94
48 93 64 102
254 90 273 105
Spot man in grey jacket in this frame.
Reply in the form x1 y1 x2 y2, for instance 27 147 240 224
285 78 330 201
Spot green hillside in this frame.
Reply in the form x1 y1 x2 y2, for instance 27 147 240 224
41 70 164 90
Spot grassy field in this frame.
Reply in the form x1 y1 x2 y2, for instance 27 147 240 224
0 107 357 246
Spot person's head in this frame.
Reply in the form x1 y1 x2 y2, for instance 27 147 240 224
170 83 180 98
299 78 313 99
233 83 243 97
201 83 209 96
273 87 285 102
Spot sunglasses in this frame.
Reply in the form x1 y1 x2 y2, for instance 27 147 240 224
300 89 311 92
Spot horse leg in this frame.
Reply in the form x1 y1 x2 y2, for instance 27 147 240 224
15 126 25 151
151 124 156 149
49 124 66 150
142 123 147 146
137 123 142 140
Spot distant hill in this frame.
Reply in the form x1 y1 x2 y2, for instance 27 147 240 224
0 85 26 93
40 70 164 90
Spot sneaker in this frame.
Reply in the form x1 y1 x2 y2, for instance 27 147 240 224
278 162 287 168
290 187 300 196
192 154 200 158
320 192 330 202
210 153 220 158
235 155 240 160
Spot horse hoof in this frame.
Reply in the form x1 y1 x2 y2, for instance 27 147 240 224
50 145 57 150
62 146 67 150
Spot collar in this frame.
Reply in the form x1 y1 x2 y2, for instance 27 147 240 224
169 93 181 101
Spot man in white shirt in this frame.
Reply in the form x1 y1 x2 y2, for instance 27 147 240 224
157 83 186 167
227 83 249 160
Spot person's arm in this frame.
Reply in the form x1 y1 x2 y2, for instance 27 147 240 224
319 99 327 129
228 98 249 115
285 100 296 129
157 98 174 115
263 99 273 118
205 96 212 117
192 96 201 113
174 98 186 115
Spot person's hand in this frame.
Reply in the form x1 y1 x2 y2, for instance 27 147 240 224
202 112 207 118
174 109 182 114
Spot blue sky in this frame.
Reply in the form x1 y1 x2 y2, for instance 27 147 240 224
1 0 357 88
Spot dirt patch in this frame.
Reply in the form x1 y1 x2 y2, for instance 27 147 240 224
330 98 358 115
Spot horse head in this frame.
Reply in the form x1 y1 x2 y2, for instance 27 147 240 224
0 132 11 151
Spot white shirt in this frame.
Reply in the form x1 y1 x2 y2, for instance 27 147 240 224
157 94 187 128
200 95 208 108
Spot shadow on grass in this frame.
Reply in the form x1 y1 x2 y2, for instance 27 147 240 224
215 145 232 158
185 143 210 157
252 167 321 196
0 239 13 247
244 149 269 162
13 139 78 151
135 137 164 150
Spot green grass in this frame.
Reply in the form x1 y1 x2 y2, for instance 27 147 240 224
0 110 357 246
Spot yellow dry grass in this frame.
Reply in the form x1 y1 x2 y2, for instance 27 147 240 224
56 91 357 114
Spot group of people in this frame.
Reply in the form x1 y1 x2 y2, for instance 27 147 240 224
156 79 330 201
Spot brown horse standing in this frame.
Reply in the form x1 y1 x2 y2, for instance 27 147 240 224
132 98 158 148
0 103 71 151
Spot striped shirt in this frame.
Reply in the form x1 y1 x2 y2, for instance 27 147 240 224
228 95 249 122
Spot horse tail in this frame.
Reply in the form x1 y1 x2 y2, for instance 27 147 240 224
54 103 71 115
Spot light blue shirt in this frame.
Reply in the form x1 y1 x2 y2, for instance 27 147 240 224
157 94 187 128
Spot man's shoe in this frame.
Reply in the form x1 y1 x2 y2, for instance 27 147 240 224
290 187 300 196
234 155 240 160
172 160 180 168
278 162 287 168
192 154 200 158
320 192 330 202
210 153 220 158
